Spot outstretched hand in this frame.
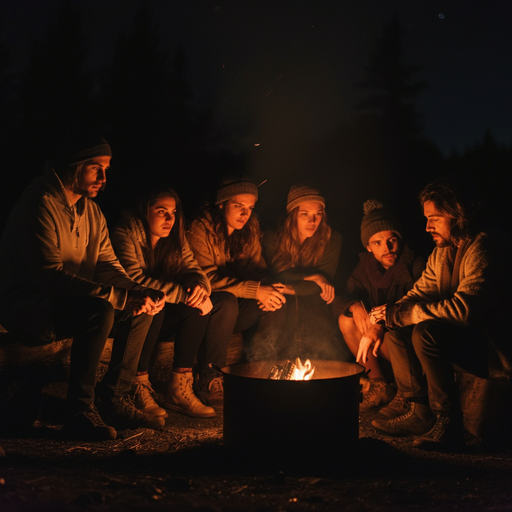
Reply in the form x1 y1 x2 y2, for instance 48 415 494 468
356 324 385 364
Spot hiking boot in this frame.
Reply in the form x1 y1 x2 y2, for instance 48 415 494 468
100 395 165 430
360 379 394 412
63 405 117 441
379 389 410 418
131 374 168 419
164 371 216 418
413 412 465 451
196 376 224 413
372 401 436 436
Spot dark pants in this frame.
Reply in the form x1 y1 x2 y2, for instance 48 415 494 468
52 296 152 412
385 321 489 413
196 292 288 379
136 302 210 372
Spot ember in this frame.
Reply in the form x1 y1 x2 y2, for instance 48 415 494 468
268 358 315 380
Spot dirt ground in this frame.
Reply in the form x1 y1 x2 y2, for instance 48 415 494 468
1 382 512 512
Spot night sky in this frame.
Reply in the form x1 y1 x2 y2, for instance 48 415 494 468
2 0 510 155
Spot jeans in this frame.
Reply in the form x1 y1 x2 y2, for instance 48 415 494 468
137 302 210 372
385 321 489 412
52 296 115 412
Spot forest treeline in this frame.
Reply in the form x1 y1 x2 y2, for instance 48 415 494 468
0 2 510 279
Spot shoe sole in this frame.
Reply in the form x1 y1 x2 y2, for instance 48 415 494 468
372 417 436 436
163 402 216 418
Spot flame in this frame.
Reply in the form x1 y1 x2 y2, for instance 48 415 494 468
291 358 315 380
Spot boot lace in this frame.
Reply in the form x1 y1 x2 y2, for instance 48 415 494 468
208 377 224 397
83 405 108 427
115 395 146 421
133 380 159 411
421 414 450 442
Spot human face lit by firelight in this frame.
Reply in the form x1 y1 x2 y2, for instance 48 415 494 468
222 194 256 235
367 230 401 270
424 200 453 247
67 156 110 204
148 196 176 248
296 201 323 244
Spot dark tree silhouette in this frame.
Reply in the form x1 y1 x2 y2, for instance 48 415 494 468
357 16 426 139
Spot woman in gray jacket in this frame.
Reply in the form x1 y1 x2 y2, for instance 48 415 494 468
111 187 216 419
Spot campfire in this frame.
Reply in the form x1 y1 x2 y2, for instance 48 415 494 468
268 358 315 380
221 359 365 460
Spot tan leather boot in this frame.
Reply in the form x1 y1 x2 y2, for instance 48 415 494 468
131 374 168 418
164 371 216 418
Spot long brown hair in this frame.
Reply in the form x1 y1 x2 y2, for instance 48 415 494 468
272 205 331 272
419 175 482 245
137 187 185 280
203 202 262 261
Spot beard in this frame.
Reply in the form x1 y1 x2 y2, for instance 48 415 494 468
432 233 452 248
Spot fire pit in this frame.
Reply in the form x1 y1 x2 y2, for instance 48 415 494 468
220 359 364 459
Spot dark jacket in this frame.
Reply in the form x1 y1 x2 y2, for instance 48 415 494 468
262 229 342 296
333 245 425 317
0 163 141 342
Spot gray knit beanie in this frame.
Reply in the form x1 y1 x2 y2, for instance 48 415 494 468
215 176 258 204
54 129 112 167
286 183 325 213
360 200 402 247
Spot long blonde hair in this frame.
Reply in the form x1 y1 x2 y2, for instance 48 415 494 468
272 206 331 272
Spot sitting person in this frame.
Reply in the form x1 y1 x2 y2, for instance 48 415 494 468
332 200 425 411
110 187 216 418
262 184 348 361
187 176 287 373
0 130 165 441
365 176 512 450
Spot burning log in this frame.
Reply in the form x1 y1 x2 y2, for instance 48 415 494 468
268 358 315 380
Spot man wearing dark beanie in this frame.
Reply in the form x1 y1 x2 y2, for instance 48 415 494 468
0 129 165 440
332 200 425 412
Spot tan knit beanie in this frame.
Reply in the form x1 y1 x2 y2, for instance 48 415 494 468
215 176 258 204
360 200 402 247
286 183 325 213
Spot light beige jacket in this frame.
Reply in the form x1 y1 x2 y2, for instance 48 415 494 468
187 213 267 299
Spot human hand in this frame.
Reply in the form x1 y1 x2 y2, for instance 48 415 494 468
349 301 372 336
186 284 209 309
304 274 335 304
369 304 387 324
195 296 213 315
356 324 385 364
256 285 286 311
272 283 295 295
125 289 165 316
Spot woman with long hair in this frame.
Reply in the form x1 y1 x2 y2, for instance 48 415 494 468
262 184 347 360
188 176 287 391
110 187 216 419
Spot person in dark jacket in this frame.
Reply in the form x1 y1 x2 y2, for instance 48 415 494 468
332 200 425 411
263 184 348 361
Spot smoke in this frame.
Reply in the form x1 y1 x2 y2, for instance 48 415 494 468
245 295 352 363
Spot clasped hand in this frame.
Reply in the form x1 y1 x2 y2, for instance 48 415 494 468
304 274 335 304
124 289 165 316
